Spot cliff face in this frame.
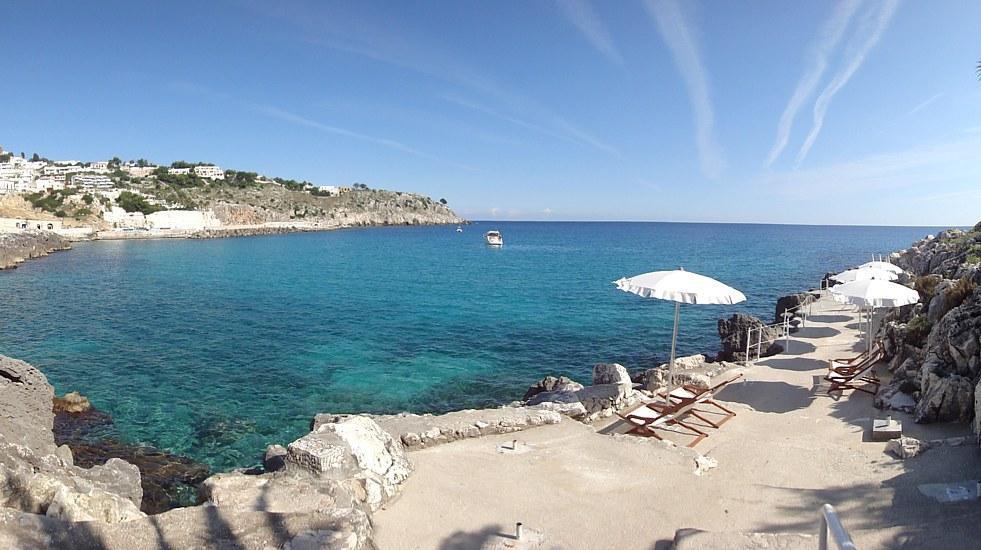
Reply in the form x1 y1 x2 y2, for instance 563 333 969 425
874 225 981 438
193 187 464 228
0 231 71 269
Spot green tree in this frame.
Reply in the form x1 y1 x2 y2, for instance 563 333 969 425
439 198 447 205
109 156 122 169
116 191 165 215
31 153 40 161
81 193 94 205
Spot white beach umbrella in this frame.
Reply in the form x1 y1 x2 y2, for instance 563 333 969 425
614 269 746 390
831 267 898 283
858 261 904 275
830 279 919 350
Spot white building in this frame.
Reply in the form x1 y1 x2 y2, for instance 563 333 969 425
103 206 147 229
316 185 339 195
90 161 110 171
71 174 113 189
122 165 157 178
193 165 224 180
34 178 65 191
43 165 76 177
146 210 220 231
0 180 15 194
0 217 63 232
168 167 192 175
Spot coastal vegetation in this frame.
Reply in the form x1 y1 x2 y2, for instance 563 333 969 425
116 191 165 215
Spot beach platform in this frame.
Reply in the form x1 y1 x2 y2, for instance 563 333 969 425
372 293 981 549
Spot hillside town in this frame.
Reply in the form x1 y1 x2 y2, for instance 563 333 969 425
0 145 461 240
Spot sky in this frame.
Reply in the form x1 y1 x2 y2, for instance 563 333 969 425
2 0 980 226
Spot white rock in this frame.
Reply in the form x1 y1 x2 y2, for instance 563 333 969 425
592 363 632 386
886 436 928 459
693 455 718 476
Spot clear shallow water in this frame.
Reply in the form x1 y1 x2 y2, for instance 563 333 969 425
0 222 942 470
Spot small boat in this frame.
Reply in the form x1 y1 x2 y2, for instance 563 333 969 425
456 225 463 233
485 230 503 246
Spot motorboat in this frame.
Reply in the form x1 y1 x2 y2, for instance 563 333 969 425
456 225 463 232
485 230 503 246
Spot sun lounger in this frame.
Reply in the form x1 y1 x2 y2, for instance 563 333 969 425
826 354 881 396
828 343 884 378
618 374 743 446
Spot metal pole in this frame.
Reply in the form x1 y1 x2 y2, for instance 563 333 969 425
756 326 762 361
669 301 680 391
744 326 751 364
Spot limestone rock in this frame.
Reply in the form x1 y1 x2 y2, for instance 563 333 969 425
314 407 563 451
0 504 374 550
522 375 584 400
0 355 57 455
774 292 815 325
287 416 411 511
717 314 783 362
263 444 288 473
0 231 70 270
592 363 632 386
886 436 928 459
914 364 975 423
46 485 144 523
52 391 92 413
200 470 355 513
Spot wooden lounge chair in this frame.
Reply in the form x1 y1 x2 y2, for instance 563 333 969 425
829 341 883 371
618 374 743 447
828 343 884 378
826 356 881 396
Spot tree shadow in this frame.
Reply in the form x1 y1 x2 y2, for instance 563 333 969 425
715 380 816 413
439 523 515 550
793 326 841 339
806 314 852 323
756 356 827 372
780 341 818 356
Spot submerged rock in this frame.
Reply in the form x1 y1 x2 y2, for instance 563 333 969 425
52 391 92 413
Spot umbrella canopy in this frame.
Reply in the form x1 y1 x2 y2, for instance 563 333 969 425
614 270 747 305
829 279 919 308
858 261 904 275
614 269 746 390
831 279 919 351
831 267 898 283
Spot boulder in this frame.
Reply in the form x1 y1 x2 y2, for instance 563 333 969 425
592 363 632 386
886 436 928 459
914 364 975 423
0 355 57 455
575 383 641 421
263 444 288 473
640 368 710 393
775 292 815 325
287 416 411 511
717 314 783 362
52 391 92 414
522 375 584 401
924 291 981 379
46 485 144 523
200 470 356 513
0 435 145 521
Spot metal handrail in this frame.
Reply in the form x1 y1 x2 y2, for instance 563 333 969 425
741 297 815 364
819 504 857 550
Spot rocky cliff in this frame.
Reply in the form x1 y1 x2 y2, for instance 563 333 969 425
872 224 981 443
0 231 70 269
0 354 403 549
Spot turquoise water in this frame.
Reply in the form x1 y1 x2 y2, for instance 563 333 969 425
0 222 942 470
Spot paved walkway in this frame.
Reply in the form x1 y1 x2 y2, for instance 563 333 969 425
373 295 981 549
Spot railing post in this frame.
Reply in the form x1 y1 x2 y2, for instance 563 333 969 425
819 513 829 550
745 326 751 365
756 327 762 360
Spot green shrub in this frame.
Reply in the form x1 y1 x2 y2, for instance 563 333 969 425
117 191 165 215
915 274 941 301
945 277 976 311
906 315 932 347
973 220 981 232
966 243 981 265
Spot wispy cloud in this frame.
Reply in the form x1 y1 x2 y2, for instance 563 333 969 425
250 2 617 156
765 135 981 199
907 92 944 116
766 1 860 167
554 0 623 65
645 0 725 178
169 81 472 168
441 94 620 156
796 0 900 165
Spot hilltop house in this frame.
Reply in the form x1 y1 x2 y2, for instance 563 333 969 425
168 167 192 175
70 174 113 189
193 165 224 180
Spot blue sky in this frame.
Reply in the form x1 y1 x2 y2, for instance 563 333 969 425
3 0 979 225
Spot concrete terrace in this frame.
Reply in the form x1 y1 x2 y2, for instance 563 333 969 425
372 294 981 549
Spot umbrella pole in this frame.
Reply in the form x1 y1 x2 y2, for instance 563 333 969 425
669 301 680 391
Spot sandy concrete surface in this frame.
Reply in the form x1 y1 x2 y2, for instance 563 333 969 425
373 294 981 549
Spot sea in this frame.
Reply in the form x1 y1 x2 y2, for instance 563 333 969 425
0 222 945 470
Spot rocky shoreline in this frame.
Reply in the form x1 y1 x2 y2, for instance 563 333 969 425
0 231 70 269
